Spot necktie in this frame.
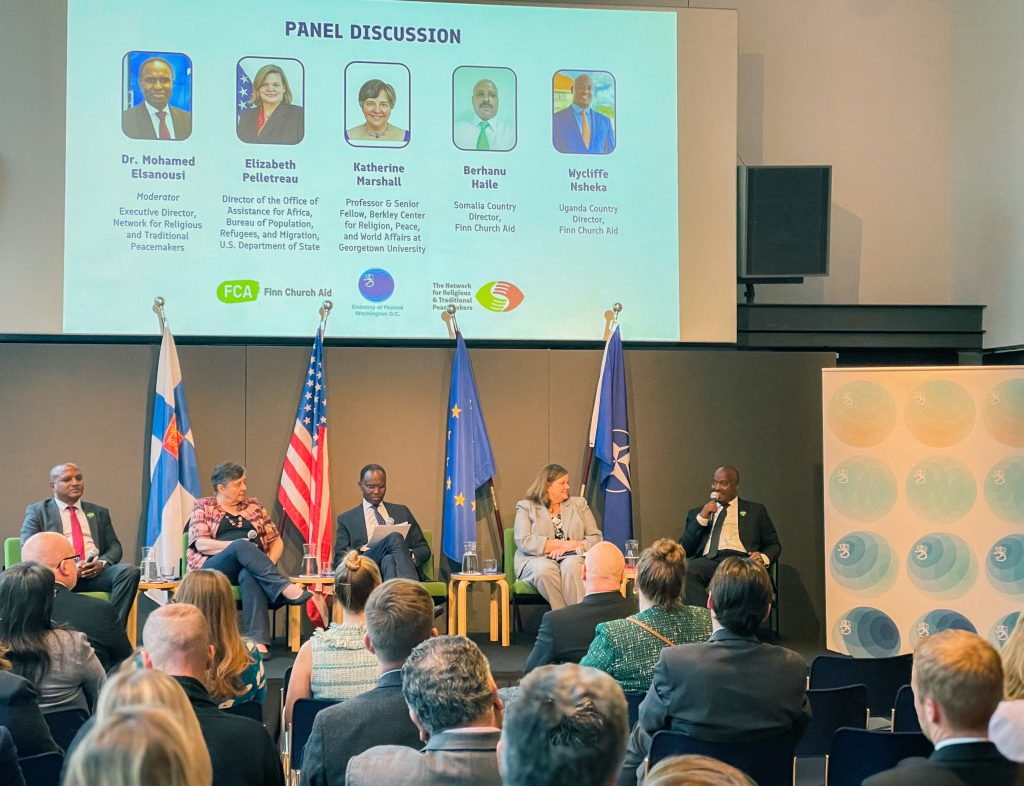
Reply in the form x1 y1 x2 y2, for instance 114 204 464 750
68 505 86 559
372 505 387 526
706 502 729 559
581 110 591 149
157 110 170 140
476 121 490 150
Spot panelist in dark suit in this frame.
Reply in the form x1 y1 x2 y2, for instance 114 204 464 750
523 541 635 674
22 532 132 671
863 630 1021 786
334 464 429 582
122 57 192 140
552 73 616 154
679 465 781 606
21 463 141 626
618 557 809 786
237 63 304 145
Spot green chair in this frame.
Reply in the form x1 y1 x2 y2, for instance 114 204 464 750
503 527 550 632
5 537 111 601
419 531 447 600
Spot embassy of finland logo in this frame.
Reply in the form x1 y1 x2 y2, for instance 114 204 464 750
476 281 524 312
358 268 394 302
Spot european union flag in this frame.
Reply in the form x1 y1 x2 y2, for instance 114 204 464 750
442 333 497 563
589 324 632 547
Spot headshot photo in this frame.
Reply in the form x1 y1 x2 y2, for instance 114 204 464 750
552 70 616 155
452 66 517 152
236 58 305 145
344 62 411 148
122 51 193 141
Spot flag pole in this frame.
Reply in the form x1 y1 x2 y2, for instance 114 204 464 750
152 296 167 333
319 299 333 331
580 303 622 497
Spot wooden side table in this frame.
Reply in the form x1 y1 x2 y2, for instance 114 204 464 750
447 573 510 647
287 576 335 653
128 580 179 644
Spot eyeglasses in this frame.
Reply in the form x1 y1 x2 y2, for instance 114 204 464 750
58 554 81 567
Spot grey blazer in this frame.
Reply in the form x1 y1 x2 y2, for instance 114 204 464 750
345 729 503 786
21 499 124 564
513 496 602 578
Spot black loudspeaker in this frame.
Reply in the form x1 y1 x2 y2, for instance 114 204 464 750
738 165 831 278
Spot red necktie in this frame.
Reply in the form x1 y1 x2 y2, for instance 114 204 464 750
157 110 171 140
67 505 86 559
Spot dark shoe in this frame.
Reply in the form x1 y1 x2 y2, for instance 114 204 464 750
284 589 313 606
256 647 273 661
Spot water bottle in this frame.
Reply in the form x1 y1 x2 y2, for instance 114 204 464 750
461 541 480 574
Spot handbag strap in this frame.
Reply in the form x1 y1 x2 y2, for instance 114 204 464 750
626 616 675 647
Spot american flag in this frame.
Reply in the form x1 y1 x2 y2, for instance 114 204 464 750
277 325 332 627
236 62 254 124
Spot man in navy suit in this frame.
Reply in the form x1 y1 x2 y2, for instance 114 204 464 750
552 73 616 154
679 466 781 606
21 463 141 626
863 630 1020 786
334 464 430 581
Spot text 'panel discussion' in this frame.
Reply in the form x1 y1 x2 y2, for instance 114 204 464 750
2 1 1023 785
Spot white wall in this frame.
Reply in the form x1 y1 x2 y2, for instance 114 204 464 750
951 0 1024 350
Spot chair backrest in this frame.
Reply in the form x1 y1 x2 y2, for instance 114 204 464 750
43 707 90 752
794 684 869 756
224 701 264 722
291 697 338 771
891 684 921 732
16 751 63 786
422 531 436 580
504 528 516 585
624 692 645 729
4 538 20 570
0 726 26 786
648 730 795 786
827 728 932 786
809 653 913 718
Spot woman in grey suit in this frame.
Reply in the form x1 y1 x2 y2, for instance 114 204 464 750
513 464 602 609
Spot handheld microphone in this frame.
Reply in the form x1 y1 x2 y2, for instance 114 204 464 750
86 549 99 562
246 530 258 541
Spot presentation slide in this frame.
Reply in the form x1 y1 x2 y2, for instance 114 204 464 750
64 0 681 340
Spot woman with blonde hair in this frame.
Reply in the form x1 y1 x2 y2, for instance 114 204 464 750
284 550 381 724
174 569 266 708
990 612 1024 762
64 704 212 786
581 539 712 693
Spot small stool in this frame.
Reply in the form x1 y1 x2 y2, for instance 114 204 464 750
287 576 335 652
128 581 179 644
447 573 510 647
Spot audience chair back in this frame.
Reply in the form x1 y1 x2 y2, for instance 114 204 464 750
290 697 337 777
43 707 90 752
795 685 869 757
224 701 263 722
809 653 912 720
503 527 550 633
826 728 932 786
648 730 795 786
0 726 26 786
419 531 448 600
890 684 921 733
16 750 63 786
625 692 645 729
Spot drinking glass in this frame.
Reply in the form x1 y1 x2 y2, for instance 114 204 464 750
461 541 480 574
482 558 498 574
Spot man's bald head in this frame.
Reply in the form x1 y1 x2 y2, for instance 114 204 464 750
142 603 212 678
22 532 78 589
583 541 625 592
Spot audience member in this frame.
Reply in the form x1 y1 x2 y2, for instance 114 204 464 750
644 755 756 786
21 462 142 626
22 531 133 672
0 562 105 713
619 557 809 786
991 614 1024 762
300 579 438 786
500 663 629 786
581 539 712 693
0 649 60 757
285 549 381 725
64 705 211 786
524 541 636 673
864 629 1021 786
141 603 284 786
345 635 504 786
174 569 266 708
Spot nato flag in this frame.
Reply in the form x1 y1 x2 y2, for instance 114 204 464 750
590 324 632 547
